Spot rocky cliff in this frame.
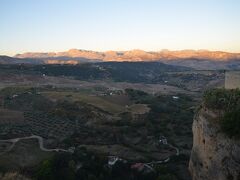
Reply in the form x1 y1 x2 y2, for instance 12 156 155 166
189 107 240 180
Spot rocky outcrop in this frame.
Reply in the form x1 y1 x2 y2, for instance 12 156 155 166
189 107 240 180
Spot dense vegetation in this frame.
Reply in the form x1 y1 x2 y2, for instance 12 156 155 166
0 62 189 82
34 148 184 180
0 86 196 180
0 63 225 92
204 88 240 138
126 89 195 145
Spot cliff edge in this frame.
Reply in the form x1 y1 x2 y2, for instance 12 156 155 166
189 89 240 180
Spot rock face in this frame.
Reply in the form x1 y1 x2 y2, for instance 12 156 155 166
189 107 240 180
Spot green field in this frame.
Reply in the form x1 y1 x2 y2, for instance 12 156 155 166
127 104 150 114
42 91 132 114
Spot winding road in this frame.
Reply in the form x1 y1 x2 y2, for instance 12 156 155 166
0 135 179 167
146 142 179 165
0 135 69 155
108 138 180 168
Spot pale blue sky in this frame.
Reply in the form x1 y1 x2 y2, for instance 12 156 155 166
1 0 240 56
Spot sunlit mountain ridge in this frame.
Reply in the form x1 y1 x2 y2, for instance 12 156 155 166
14 49 240 61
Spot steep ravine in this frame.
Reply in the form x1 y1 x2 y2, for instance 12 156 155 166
189 107 240 180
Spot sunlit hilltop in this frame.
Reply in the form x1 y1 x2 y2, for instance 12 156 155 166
15 49 240 61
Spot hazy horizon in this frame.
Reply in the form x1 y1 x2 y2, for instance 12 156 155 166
1 0 240 56
7 48 240 58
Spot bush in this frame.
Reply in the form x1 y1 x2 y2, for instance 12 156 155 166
220 109 240 138
203 88 240 138
125 88 148 101
204 88 240 110
35 153 75 180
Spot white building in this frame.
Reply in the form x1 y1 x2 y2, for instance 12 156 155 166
172 96 179 100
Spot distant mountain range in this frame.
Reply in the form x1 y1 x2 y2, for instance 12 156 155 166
1 49 240 70
15 49 240 61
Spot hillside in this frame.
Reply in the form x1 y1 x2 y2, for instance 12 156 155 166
15 49 240 61
0 56 43 64
1 49 240 70
11 49 240 70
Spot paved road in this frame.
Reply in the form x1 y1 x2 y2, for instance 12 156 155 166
0 135 69 155
146 142 179 165
108 138 180 167
1 135 179 166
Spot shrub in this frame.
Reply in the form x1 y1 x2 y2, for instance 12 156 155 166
203 88 240 138
220 109 240 138
125 88 148 101
204 88 240 110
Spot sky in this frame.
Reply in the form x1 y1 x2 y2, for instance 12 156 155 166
1 0 240 56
